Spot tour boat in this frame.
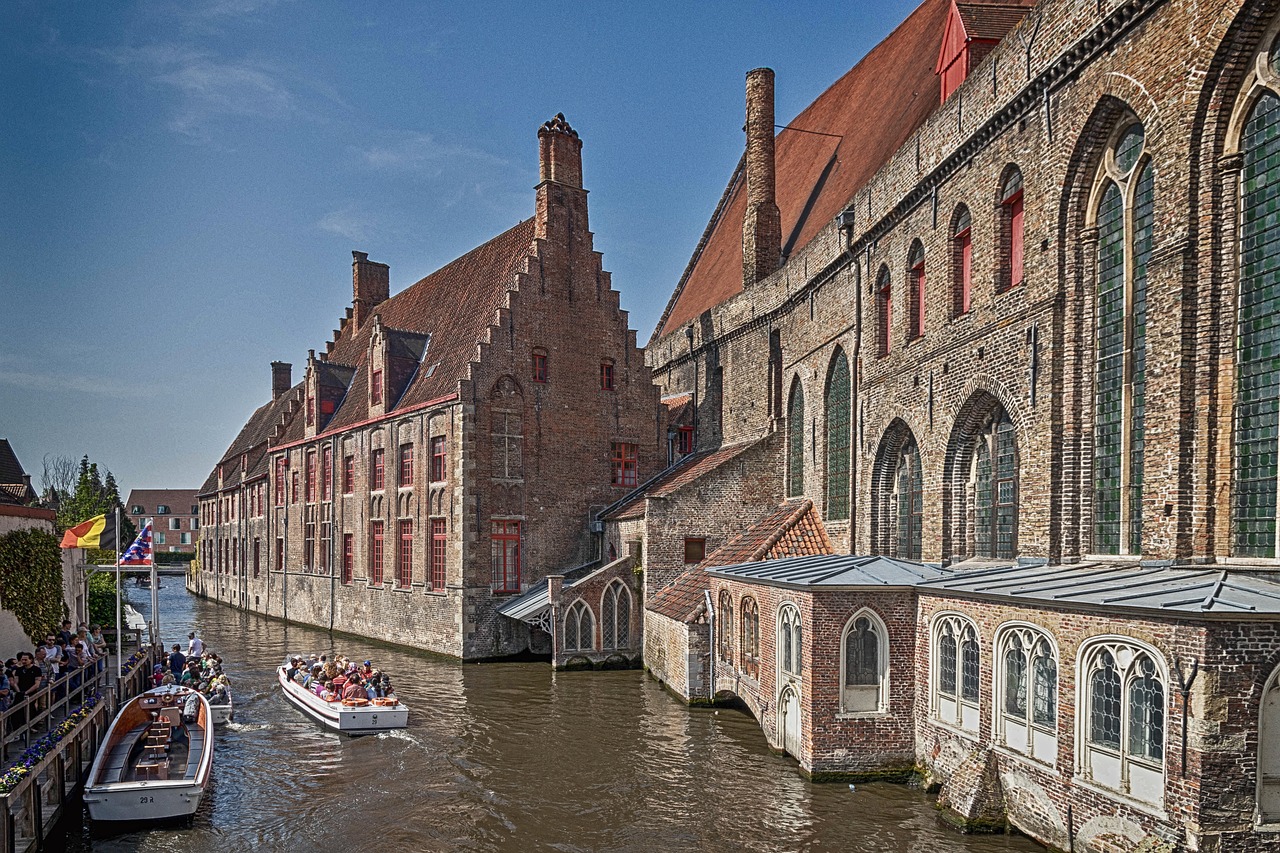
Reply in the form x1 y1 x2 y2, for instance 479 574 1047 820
83 684 213 822
277 660 408 734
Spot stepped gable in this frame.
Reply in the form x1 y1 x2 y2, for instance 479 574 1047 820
323 218 535 432
655 0 950 339
601 439 764 522
647 499 834 620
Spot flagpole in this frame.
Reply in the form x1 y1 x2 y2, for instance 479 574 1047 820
114 506 122 697
150 524 159 650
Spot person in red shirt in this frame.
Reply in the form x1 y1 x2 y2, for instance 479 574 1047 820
341 674 366 701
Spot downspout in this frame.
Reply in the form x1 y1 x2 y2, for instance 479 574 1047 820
329 435 338 634
686 325 698 449
704 589 715 703
838 210 860 553
1174 655 1200 776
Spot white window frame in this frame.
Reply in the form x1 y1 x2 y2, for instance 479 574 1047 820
931 612 981 732
839 607 889 716
993 622 1058 765
777 603 803 683
1075 637 1167 808
600 581 632 651
563 600 594 653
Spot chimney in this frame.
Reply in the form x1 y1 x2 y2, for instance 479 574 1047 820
743 67 781 288
271 361 292 400
535 113 588 247
538 113 582 189
352 251 390 330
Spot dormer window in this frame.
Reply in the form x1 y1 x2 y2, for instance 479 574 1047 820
157 505 170 514
371 369 384 405
131 505 143 515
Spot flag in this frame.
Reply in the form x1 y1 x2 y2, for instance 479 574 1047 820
59 513 117 550
120 523 153 566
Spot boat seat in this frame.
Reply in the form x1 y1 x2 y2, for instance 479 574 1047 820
99 724 149 784
183 731 205 779
157 707 181 726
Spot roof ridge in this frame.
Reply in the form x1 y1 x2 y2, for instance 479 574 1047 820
749 499 813 561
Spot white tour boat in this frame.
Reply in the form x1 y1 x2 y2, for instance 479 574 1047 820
208 688 233 725
277 660 408 734
84 684 213 822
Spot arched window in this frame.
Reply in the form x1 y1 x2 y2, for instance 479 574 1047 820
778 604 802 678
907 240 926 340
740 597 760 678
1235 42 1280 558
1079 639 1166 805
995 625 1058 763
1259 663 1280 823
894 438 923 560
787 381 805 498
717 590 734 662
825 350 852 520
998 167 1025 292
934 614 980 731
601 581 631 650
952 205 973 316
563 600 593 652
876 265 892 356
968 405 1018 559
841 611 888 713
1093 120 1153 556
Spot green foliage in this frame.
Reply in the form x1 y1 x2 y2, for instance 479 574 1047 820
87 571 126 627
55 455 135 544
0 529 67 644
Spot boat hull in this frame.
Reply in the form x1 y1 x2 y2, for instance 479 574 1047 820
277 667 408 734
83 782 204 822
209 702 232 725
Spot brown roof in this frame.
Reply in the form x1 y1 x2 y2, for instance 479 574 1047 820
662 394 693 424
647 499 835 620
198 389 300 496
124 489 199 516
954 1 1034 42
655 0 951 339
602 439 764 521
0 440 37 506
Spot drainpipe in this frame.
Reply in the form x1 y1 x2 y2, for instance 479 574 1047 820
1174 655 1200 776
329 435 338 634
838 210 860 554
704 589 715 703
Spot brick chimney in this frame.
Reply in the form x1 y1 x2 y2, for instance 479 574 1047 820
535 114 588 245
271 361 292 400
538 113 582 189
352 251 389 330
743 68 781 288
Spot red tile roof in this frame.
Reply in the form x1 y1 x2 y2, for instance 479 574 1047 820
602 439 764 521
647 566 710 622
655 0 951 339
0 440 37 506
124 489 199 515
954 1 1034 42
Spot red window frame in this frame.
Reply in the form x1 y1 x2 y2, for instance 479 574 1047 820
304 523 314 570
291 471 299 504
1007 189 1024 289
678 426 694 455
343 455 354 494
397 519 413 589
430 518 446 591
600 361 615 391
531 350 548 383
430 436 446 482
372 449 385 491
369 521 384 585
400 444 414 487
611 442 638 488
491 520 520 593
371 369 383 405
342 533 353 584
305 450 316 502
322 446 333 500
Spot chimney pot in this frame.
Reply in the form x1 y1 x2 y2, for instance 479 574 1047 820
538 113 583 189
271 361 293 400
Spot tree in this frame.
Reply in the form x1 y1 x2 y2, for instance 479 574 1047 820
56 455 135 548
40 454 77 508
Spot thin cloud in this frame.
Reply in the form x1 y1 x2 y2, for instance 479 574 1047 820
317 206 378 242
358 133 508 177
0 360 147 400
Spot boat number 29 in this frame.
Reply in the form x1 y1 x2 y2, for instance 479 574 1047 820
371 714 377 724
139 796 154 804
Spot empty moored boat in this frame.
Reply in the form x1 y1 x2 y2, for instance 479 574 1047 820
84 684 213 822
277 659 408 734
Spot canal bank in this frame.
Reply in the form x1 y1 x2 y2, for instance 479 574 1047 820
57 585 1043 852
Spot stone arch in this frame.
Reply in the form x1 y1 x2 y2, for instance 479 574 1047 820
787 375 807 498
942 388 1021 562
870 418 922 557
1257 655 1280 822
823 347 853 521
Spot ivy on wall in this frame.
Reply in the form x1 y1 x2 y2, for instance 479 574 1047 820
0 529 66 644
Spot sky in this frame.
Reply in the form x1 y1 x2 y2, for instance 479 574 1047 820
1 0 923 494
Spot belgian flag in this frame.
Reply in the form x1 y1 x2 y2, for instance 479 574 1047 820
59 514 117 550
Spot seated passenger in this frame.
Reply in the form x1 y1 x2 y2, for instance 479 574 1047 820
341 675 366 701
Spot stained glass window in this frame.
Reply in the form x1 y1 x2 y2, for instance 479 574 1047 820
939 626 957 696
1032 639 1057 727
825 352 852 520
1004 635 1027 716
1128 656 1165 761
1095 180 1125 553
969 407 1017 559
961 626 980 702
846 617 879 685
895 440 923 560
1089 651 1122 749
718 591 734 662
788 383 805 498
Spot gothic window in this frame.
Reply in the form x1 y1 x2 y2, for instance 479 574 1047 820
965 405 1018 560
778 604 802 678
907 240 926 340
894 438 923 560
841 611 887 713
563 600 593 652
1079 639 1166 804
825 350 852 520
787 381 805 498
1093 120 1153 556
876 265 892 356
1235 50 1280 557
601 581 631 650
740 597 760 679
934 614 980 731
998 167 1025 291
952 205 973 316
718 590 734 662
996 625 1058 762
1258 664 1280 823
492 412 524 481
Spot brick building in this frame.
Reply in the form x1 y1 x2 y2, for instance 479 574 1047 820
626 0 1280 849
125 489 198 553
193 115 663 660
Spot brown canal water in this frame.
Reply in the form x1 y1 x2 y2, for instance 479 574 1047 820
61 584 1044 852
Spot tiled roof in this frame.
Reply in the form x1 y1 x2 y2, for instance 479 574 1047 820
655 0 951 339
0 440 37 506
954 1 1034 41
662 394 692 423
647 567 710 622
198 389 300 496
124 489 199 515
707 554 948 587
601 439 764 521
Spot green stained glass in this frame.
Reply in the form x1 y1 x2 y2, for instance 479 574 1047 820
1095 181 1124 555
1130 163 1153 555
825 353 851 520
788 383 805 498
1270 37 1280 77
975 440 992 557
896 440 922 560
1115 124 1144 175
1235 91 1280 557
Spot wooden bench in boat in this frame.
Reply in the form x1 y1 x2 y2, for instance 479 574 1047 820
98 724 149 784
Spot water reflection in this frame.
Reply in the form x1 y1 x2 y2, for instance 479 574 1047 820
62 585 1042 852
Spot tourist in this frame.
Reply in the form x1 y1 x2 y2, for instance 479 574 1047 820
168 644 186 679
89 625 107 657
188 632 204 658
41 634 61 665
341 672 366 701
56 620 73 647
12 653 42 705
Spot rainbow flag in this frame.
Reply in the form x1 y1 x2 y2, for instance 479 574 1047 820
120 523 153 566
59 514 117 550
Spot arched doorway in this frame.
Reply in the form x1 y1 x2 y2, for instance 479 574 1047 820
1260 665 1280 823
779 687 801 758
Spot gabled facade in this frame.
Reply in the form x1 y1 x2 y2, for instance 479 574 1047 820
193 115 662 659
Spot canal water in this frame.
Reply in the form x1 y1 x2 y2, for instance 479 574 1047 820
60 583 1043 852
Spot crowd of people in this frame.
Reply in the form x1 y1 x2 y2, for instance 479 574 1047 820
284 654 396 704
152 631 231 707
0 620 109 711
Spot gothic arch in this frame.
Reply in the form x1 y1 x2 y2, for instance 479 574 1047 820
870 419 923 558
787 375 807 498
824 347 853 521
942 388 1021 562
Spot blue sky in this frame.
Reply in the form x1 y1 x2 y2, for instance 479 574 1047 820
1 0 922 493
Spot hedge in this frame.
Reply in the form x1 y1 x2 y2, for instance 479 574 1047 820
0 529 66 643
